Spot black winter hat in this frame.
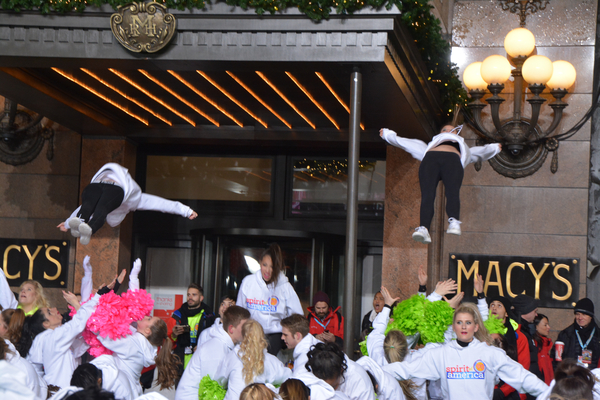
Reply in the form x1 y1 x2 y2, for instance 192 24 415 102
487 296 513 316
574 298 595 317
512 294 538 316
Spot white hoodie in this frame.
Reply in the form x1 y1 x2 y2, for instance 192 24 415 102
338 356 376 400
198 317 221 347
96 326 157 399
383 337 548 400
91 354 135 400
380 129 501 168
65 163 193 229
176 323 235 400
27 293 100 389
292 333 321 376
237 271 303 334
4 339 46 400
356 356 405 400
295 371 351 400
0 360 36 400
214 345 292 400
0 268 18 311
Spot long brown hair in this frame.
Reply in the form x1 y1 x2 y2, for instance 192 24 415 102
239 383 277 400
147 318 181 390
239 319 268 384
1 308 25 346
260 243 283 286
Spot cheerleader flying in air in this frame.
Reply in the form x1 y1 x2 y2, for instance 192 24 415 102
380 124 501 244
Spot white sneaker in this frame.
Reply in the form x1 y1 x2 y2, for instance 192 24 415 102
68 217 82 238
79 223 92 245
447 218 462 235
412 226 431 244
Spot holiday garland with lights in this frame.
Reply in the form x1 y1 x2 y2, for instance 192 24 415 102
1 0 466 118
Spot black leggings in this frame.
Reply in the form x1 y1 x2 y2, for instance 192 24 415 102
78 183 125 233
418 151 464 229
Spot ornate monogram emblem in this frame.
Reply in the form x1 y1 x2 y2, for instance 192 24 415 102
110 2 176 53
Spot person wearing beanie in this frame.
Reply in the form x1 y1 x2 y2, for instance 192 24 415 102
307 291 344 347
487 295 530 400
555 297 600 369
511 294 541 400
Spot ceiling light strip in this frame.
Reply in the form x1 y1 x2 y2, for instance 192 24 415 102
256 71 316 130
315 72 365 130
168 70 242 128
51 68 148 125
80 68 172 126
245 171 271 182
226 71 291 129
197 71 267 128
108 68 196 127
286 72 339 130
137 69 218 127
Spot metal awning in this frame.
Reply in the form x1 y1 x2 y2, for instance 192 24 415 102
0 4 443 145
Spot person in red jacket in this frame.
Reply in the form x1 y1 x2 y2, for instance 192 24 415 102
533 313 554 385
307 291 344 348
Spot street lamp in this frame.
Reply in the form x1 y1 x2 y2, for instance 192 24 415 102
463 27 576 178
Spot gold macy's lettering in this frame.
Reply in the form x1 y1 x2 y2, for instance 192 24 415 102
3 244 63 281
457 259 573 301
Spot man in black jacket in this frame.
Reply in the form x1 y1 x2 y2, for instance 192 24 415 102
171 283 215 376
556 298 600 369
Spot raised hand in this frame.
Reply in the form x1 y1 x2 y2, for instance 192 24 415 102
444 292 464 309
189 211 198 220
418 266 427 287
63 290 81 311
57 222 68 232
117 269 127 284
83 255 92 275
131 258 142 277
434 279 458 297
381 286 400 307
474 274 484 294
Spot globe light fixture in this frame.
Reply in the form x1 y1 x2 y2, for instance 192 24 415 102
463 27 576 178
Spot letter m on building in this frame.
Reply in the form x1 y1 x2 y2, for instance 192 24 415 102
129 14 156 37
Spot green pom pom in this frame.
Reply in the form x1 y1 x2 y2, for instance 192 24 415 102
484 313 508 335
359 338 368 357
385 294 426 336
198 375 226 400
420 299 454 344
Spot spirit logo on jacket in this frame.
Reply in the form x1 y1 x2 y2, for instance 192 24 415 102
246 296 280 312
446 360 486 379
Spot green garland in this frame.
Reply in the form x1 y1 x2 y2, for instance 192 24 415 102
0 0 466 119
198 375 226 400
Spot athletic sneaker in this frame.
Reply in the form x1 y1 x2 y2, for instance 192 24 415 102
412 226 431 244
79 223 93 245
68 217 82 238
447 218 462 235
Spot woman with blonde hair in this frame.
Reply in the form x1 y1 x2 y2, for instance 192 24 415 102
0 267 49 316
239 383 278 400
382 303 548 399
215 319 291 400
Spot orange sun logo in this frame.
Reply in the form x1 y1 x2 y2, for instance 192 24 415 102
473 361 486 372
269 296 279 306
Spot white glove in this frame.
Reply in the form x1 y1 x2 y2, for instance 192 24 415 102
83 255 92 275
132 258 142 277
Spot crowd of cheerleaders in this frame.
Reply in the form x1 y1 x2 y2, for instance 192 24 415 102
0 259 598 400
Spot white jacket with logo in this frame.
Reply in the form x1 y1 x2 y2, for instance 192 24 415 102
213 345 292 400
382 337 548 400
65 163 193 229
237 270 303 334
176 323 235 400
380 129 501 168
